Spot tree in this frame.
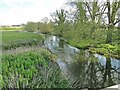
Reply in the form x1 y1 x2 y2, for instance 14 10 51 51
67 0 120 43
24 19 54 34
40 17 49 23
51 9 66 37
24 22 37 32
106 0 120 43
117 9 120 44
51 9 67 48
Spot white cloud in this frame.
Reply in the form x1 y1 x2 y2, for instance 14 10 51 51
0 0 66 25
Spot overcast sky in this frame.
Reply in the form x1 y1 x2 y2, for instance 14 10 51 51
0 0 66 25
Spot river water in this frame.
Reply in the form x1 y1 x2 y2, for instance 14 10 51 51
44 36 120 89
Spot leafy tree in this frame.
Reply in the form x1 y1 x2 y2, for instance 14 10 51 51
36 21 53 34
51 9 66 37
24 22 37 32
51 9 67 48
65 0 120 44
24 19 54 34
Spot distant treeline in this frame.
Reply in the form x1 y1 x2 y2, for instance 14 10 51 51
24 21 54 34
0 26 24 30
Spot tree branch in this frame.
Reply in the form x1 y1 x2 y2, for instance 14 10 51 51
113 19 120 25
84 2 93 19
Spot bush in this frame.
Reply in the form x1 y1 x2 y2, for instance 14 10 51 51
89 44 119 59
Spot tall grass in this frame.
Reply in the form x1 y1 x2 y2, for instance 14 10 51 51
2 50 71 88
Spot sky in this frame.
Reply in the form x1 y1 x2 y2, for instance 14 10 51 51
0 0 67 25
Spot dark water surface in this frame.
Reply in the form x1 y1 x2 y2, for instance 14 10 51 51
44 36 120 89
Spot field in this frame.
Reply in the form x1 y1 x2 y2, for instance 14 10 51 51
2 31 44 44
0 26 24 31
2 31 45 50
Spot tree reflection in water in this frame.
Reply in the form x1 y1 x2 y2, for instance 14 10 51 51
67 51 119 89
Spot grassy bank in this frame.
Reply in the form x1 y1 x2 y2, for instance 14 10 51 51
89 44 119 59
68 39 97 49
1 49 70 88
67 39 119 59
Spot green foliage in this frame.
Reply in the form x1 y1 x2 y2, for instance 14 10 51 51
75 2 87 22
36 22 53 34
2 51 69 88
24 22 37 32
68 39 97 49
24 21 54 34
51 9 66 37
89 44 119 59
0 75 4 89
2 52 45 88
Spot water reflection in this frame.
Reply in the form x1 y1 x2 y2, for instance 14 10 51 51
45 36 120 89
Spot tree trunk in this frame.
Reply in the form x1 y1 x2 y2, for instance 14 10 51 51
118 11 120 44
103 57 113 86
106 26 113 43
59 37 64 48
106 1 112 43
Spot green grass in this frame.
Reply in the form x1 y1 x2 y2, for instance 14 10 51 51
2 31 45 50
2 31 44 44
68 39 98 49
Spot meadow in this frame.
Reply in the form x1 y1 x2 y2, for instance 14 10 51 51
2 31 44 43
2 31 45 50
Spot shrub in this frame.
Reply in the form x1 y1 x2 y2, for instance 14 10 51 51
89 44 119 59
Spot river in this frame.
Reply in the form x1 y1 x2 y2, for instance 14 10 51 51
44 35 120 89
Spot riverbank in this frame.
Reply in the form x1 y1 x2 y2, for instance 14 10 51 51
89 44 119 59
68 40 119 59
1 48 70 88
